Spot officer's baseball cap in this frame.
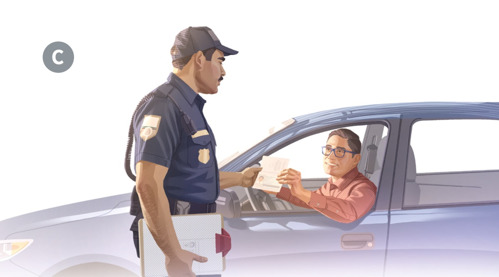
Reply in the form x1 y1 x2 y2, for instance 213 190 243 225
171 26 238 61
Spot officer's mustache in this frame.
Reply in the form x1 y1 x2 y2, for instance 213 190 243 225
219 76 223 82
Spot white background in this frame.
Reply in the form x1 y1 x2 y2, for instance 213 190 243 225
1 0 498 221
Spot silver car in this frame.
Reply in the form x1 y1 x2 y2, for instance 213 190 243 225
1 102 498 277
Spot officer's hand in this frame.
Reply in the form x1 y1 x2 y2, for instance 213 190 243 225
240 167 263 188
165 249 207 277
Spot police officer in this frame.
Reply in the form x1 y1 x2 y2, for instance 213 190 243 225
130 27 261 277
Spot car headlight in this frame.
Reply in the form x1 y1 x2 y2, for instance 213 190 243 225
0 239 33 262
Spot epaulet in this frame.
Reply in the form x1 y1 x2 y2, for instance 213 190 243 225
155 82 174 98
156 83 197 136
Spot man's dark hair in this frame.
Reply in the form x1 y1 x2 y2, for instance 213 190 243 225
328 128 361 155
171 47 217 70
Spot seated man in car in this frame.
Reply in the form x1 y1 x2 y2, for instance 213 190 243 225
266 128 377 223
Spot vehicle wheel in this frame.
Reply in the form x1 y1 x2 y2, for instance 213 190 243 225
53 262 138 277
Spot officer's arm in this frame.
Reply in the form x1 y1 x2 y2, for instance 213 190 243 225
136 161 181 256
136 160 206 275
219 167 262 190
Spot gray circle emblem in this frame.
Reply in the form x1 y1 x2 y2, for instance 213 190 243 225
43 42 74 73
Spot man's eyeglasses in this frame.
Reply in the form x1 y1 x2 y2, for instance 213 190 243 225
322 146 358 158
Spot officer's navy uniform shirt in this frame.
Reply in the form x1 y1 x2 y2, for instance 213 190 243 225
133 73 220 205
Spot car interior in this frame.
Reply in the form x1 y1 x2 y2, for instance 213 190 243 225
220 123 389 216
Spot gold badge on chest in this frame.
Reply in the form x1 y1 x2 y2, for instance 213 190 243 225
198 148 210 164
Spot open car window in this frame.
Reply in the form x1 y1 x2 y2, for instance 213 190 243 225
240 123 389 214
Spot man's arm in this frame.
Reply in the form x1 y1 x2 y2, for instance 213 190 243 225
136 160 207 276
219 167 262 190
305 184 375 223
276 168 376 223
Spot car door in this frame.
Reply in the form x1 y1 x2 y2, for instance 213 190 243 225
223 120 399 277
385 118 499 277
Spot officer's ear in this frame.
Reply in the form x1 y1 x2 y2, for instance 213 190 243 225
192 50 206 71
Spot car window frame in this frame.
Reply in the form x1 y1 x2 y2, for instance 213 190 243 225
399 118 499 210
237 119 399 217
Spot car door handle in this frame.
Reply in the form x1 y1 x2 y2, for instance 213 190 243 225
341 233 374 250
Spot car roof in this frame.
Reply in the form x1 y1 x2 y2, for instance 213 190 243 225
294 102 499 123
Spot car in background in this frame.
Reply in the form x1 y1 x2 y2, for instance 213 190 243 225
1 102 498 277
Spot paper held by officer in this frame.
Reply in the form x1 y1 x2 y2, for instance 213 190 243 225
252 156 290 192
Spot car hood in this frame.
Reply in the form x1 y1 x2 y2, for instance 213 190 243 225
0 193 131 240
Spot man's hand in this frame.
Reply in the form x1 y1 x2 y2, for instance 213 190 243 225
277 168 312 203
240 167 263 188
277 168 304 194
165 249 208 277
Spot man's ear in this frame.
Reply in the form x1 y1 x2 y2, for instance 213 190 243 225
192 50 206 70
353 153 361 165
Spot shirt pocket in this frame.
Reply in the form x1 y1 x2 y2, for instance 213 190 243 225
187 134 214 168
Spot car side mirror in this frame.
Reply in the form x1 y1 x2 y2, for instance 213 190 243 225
216 189 241 218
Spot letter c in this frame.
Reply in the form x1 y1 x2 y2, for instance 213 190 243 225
43 42 74 73
52 49 64 65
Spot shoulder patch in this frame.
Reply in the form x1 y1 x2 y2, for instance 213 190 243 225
140 115 161 141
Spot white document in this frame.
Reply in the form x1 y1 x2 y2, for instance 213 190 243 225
139 213 225 277
252 156 290 192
